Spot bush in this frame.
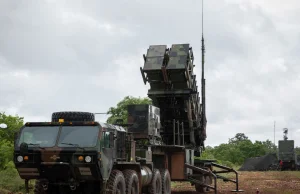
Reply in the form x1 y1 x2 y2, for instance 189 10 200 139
0 163 35 194
216 160 235 168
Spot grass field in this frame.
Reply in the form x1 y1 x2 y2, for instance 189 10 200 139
0 171 299 194
171 171 300 194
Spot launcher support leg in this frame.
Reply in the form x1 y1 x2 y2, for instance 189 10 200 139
177 121 180 145
173 119 175 145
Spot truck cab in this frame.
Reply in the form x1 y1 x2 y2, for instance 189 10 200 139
13 120 126 193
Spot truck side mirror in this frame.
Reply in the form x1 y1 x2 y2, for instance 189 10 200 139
14 132 19 141
14 132 19 148
20 142 29 155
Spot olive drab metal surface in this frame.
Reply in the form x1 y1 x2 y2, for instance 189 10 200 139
278 140 296 161
127 104 161 141
140 44 206 151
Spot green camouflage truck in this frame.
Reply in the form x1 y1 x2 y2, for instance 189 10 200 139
13 43 242 194
14 110 172 194
278 140 297 170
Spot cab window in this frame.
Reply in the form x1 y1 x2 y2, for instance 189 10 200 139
102 132 110 148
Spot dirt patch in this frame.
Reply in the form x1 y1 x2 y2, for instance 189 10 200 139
171 171 300 193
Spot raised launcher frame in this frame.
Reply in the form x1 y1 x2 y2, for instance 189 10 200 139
138 44 244 193
140 44 205 151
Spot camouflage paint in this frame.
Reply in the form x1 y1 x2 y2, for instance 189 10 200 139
140 44 206 149
143 45 167 71
127 104 161 140
13 122 127 183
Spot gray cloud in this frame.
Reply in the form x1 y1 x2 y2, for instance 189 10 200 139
0 0 299 147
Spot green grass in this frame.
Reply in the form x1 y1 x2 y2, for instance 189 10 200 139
0 168 35 194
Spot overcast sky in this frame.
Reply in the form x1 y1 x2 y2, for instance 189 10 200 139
0 0 299 147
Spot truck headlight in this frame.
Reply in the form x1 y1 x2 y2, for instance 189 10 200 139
85 156 92 163
17 156 23 162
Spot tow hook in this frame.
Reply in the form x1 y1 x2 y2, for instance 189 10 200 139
42 182 48 191
69 179 78 191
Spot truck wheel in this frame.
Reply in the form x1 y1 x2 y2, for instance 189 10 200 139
148 168 162 194
107 170 126 194
160 169 171 194
195 184 206 193
51 111 95 122
123 169 139 194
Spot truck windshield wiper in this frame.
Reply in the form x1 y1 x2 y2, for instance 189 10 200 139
27 143 45 150
60 142 85 150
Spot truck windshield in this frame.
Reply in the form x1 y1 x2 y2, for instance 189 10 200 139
57 126 99 148
18 126 59 147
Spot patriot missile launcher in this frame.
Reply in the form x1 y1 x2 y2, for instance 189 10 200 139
140 44 206 155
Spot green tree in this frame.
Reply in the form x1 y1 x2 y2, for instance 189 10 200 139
228 133 248 144
106 96 152 124
261 139 277 153
295 147 300 155
202 133 280 166
0 112 24 170
0 112 24 143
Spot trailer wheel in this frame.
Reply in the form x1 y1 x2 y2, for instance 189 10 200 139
123 169 139 194
160 169 171 194
148 168 162 194
195 183 206 193
107 170 126 194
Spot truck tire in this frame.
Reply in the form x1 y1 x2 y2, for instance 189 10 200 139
123 169 139 194
160 169 171 194
148 168 162 194
195 183 206 193
51 111 95 122
107 170 126 194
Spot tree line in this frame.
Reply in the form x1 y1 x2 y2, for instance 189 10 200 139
105 96 300 167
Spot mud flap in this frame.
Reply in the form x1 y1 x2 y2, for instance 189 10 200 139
101 148 114 181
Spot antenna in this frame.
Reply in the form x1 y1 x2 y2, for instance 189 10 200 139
274 121 275 145
202 0 204 35
201 0 207 141
283 128 288 140
201 0 205 80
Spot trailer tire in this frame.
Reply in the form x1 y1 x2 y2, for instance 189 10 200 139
195 183 206 193
123 169 139 194
107 170 126 194
51 111 95 122
160 169 171 194
148 168 162 194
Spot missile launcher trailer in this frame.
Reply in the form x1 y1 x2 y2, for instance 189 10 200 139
139 44 243 193
13 44 243 194
140 44 206 153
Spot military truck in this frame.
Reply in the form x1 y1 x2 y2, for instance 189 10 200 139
14 111 171 194
278 128 297 171
13 43 243 194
